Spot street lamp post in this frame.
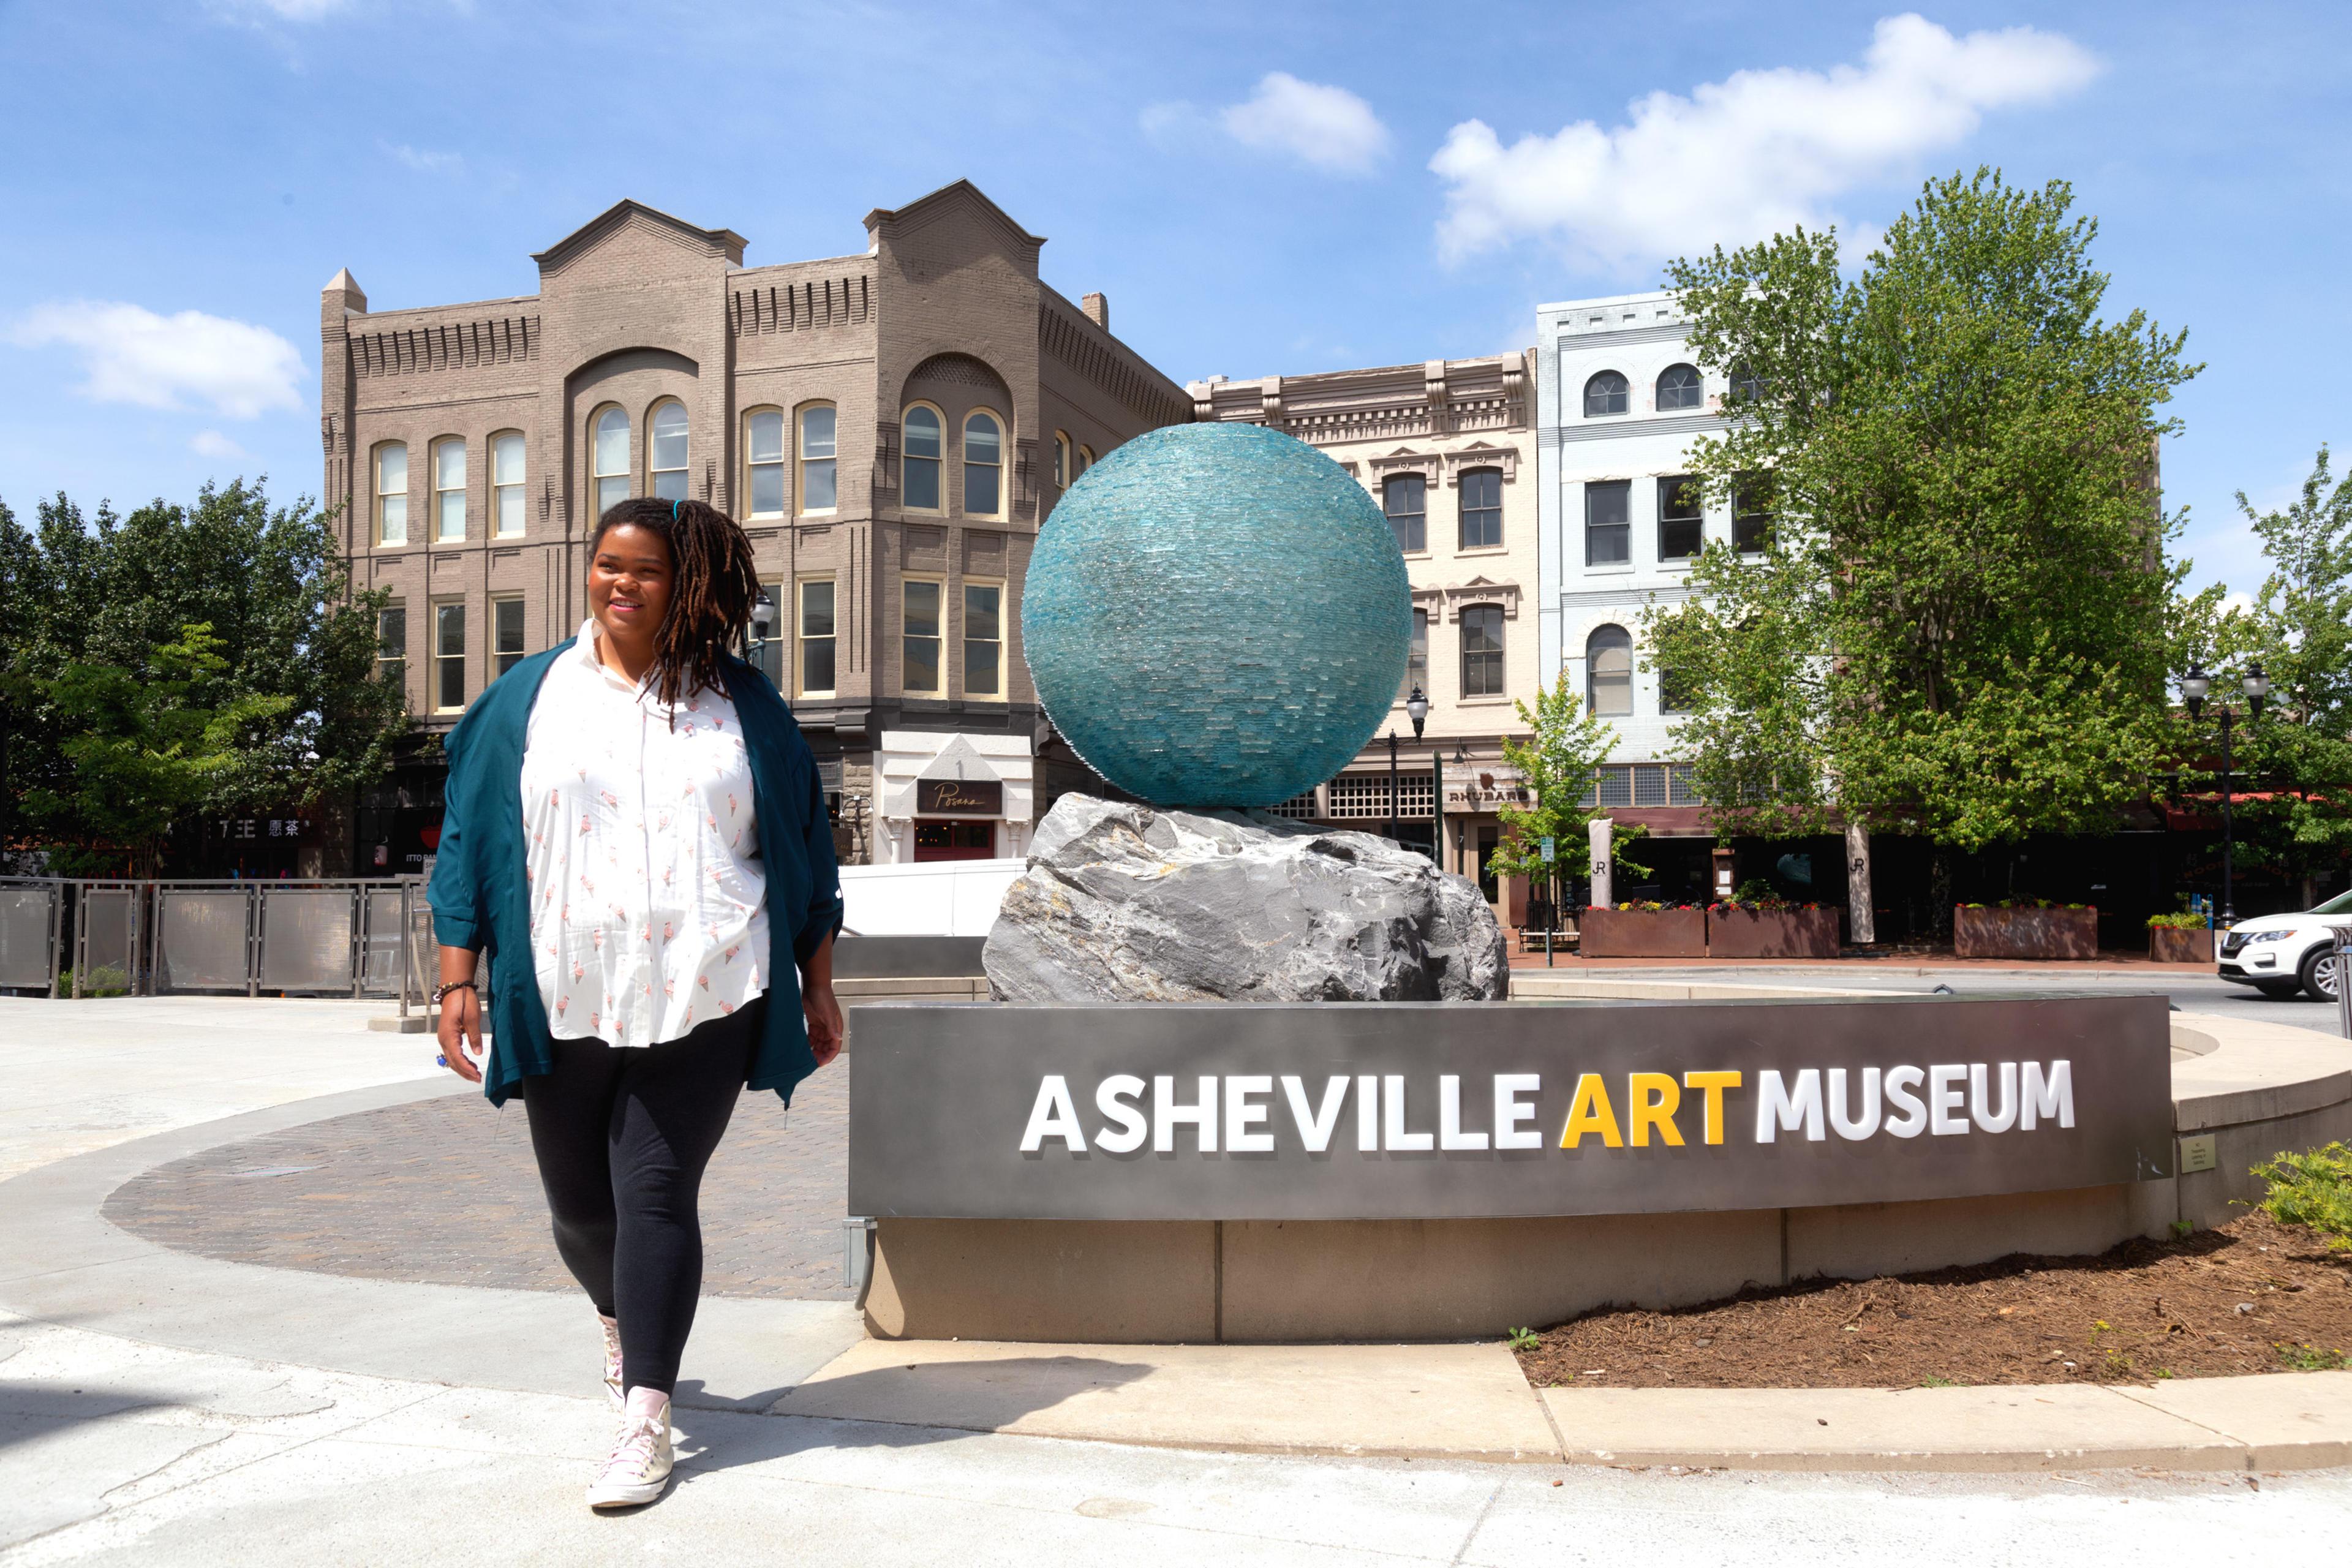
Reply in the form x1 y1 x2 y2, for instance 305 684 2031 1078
747 589 777 668
1390 686 1428 848
2181 662 2269 926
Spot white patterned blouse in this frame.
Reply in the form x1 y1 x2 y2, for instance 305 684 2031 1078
518 620 770 1047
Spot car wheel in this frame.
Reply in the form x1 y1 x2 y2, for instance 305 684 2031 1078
2300 948 2342 1003
2254 980 2303 1000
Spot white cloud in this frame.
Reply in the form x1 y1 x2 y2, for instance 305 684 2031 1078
1144 73 1390 176
2219 590 2255 620
1429 13 2100 269
10 301 304 420
190 430 249 459
381 140 462 173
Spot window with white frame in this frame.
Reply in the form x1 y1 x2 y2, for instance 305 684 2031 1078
1384 473 1426 553
375 443 407 546
649 401 688 503
1459 467 1502 549
377 603 405 692
1585 480 1630 567
798 403 837 513
1584 370 1629 417
902 405 943 511
745 409 786 518
1656 363 1703 412
963 412 1003 517
1586 624 1632 717
492 596 525 679
492 432 526 537
1077 443 1093 475
592 408 629 518
434 601 466 713
432 437 466 541
1734 474 1774 553
797 579 836 697
1053 431 1071 488
1460 605 1505 698
1659 475 1703 560
963 581 1003 696
902 578 942 695
1401 607 1428 703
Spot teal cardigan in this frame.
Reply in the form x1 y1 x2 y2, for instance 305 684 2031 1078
426 639 845 1106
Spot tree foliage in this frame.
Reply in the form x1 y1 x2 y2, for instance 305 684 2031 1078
0 480 408 870
1485 676 1649 890
2192 449 2352 894
1645 169 2196 853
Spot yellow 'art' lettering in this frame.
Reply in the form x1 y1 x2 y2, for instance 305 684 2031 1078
1627 1072 1684 1147
1559 1073 1623 1149
1682 1071 1743 1145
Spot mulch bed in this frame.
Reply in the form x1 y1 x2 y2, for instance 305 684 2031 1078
1515 1212 2352 1390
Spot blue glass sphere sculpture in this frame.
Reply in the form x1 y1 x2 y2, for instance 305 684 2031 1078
1023 422 1411 809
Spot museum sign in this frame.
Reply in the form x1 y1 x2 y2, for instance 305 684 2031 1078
847 995 2174 1221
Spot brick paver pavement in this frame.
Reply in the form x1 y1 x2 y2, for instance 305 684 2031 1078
103 1057 852 1301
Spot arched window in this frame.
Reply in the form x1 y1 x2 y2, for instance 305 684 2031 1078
1656 363 1703 412
797 403 837 513
744 409 786 518
491 432 526 538
1077 444 1094 475
432 437 466 541
963 410 1003 517
1461 605 1505 698
591 407 630 518
1458 467 1502 549
902 405 943 511
1053 431 1071 488
1583 371 1629 418
1383 473 1426 552
1587 624 1634 717
648 401 688 503
374 442 407 546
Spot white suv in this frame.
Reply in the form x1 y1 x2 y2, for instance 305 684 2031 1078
2217 889 2351 1001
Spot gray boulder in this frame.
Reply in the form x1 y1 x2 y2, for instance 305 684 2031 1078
983 794 1508 1002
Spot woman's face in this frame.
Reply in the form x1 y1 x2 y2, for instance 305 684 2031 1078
588 523 674 646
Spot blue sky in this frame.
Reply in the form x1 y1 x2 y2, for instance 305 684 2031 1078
2 0 2345 606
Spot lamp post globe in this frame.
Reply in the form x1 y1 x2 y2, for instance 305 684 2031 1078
749 589 776 643
2180 664 2211 715
2244 662 2269 716
1406 685 1429 740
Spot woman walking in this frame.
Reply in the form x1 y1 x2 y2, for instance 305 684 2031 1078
429 496 844 1509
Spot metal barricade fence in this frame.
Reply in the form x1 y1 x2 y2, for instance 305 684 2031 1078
0 878 429 1014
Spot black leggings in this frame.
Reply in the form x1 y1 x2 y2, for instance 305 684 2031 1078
519 1002 761 1398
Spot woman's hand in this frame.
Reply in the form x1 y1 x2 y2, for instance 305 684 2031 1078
435 946 483 1084
803 981 844 1067
800 930 843 1068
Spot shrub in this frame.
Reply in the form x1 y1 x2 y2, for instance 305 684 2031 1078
61 964 130 998
2253 1142 2352 1251
2147 911 2208 930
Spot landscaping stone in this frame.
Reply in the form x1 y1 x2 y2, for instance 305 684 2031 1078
982 794 1507 1002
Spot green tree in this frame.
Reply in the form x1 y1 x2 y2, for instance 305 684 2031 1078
2 480 409 870
1645 169 2196 924
1485 676 1649 900
2205 449 2352 905
28 624 293 876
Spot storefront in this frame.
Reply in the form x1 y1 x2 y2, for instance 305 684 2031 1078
873 731 1035 866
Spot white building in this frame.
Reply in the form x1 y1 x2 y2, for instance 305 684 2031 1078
1535 290 1760 842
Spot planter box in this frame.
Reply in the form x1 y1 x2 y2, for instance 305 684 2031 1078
1579 907 1706 959
2150 927 2215 964
1953 905 2098 960
1706 906 1842 959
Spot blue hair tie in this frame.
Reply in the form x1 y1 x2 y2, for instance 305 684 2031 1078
672 499 682 521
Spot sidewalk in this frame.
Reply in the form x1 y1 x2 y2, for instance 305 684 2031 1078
1507 948 2214 973
4 995 2350 1562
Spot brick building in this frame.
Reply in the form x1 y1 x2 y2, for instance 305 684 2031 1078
319 183 1188 872
1185 352 1540 919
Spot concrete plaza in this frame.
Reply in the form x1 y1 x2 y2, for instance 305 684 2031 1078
2 995 2349 1564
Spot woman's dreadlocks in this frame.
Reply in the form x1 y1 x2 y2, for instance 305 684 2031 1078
590 497 761 713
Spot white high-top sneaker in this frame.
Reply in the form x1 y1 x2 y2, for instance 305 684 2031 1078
586 1408 674 1509
599 1315 624 1409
